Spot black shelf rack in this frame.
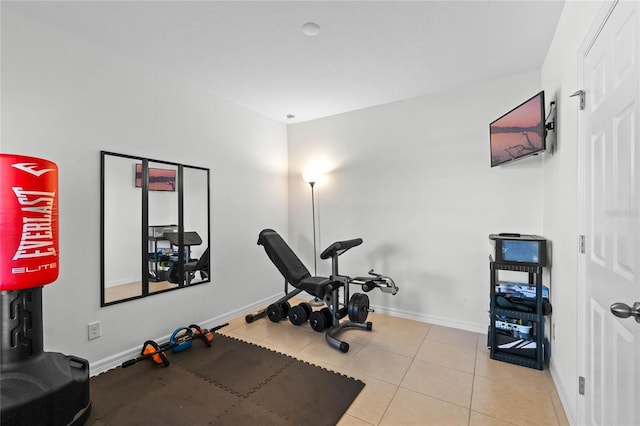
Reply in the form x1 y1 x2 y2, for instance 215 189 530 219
148 225 177 282
489 261 546 370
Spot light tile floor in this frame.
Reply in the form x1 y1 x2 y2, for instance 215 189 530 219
219 299 569 426
104 280 178 304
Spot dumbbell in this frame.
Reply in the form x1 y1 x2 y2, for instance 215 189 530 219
288 302 312 326
309 307 333 332
266 301 291 322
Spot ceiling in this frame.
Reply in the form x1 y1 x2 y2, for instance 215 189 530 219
5 1 565 123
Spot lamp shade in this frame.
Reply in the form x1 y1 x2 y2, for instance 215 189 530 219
302 170 322 184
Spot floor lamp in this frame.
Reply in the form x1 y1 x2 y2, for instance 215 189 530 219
303 172 324 307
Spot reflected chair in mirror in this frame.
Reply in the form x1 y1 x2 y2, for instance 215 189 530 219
164 231 206 285
184 247 209 284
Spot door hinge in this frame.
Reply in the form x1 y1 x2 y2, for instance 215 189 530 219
579 376 585 395
570 90 586 110
579 235 586 253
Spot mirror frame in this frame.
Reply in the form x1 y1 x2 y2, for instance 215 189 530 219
100 151 211 306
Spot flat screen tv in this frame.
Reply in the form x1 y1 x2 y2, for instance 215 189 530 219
490 91 546 167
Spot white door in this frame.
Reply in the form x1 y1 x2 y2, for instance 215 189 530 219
581 1 640 425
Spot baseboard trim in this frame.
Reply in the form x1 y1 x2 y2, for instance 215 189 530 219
371 304 488 334
89 293 277 377
549 359 576 426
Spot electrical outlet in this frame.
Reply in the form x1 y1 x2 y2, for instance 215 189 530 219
88 321 101 340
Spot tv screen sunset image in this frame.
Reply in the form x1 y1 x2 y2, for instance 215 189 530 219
490 93 545 167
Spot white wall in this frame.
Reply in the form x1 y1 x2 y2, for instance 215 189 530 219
1 7 289 374
541 1 609 423
287 71 544 331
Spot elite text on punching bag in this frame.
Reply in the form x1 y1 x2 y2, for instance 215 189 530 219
0 154 59 290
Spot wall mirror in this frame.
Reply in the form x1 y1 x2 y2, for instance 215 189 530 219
101 151 210 306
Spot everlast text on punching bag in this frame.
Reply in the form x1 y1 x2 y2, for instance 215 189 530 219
0 153 91 426
0 154 59 290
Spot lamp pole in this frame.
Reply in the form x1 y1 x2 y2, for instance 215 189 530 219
309 180 317 275
304 173 324 306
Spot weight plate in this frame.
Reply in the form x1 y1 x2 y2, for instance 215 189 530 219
299 302 312 317
288 305 309 325
267 303 283 322
280 301 291 318
320 307 334 328
348 293 370 323
309 311 327 332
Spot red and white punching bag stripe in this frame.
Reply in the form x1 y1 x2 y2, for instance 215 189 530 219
0 154 59 290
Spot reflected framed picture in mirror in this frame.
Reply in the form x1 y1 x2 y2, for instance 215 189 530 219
134 164 176 191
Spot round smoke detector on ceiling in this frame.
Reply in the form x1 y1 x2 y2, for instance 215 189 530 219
302 22 320 36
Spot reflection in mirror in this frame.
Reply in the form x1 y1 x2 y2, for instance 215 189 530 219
147 161 179 294
101 152 210 306
182 167 210 286
102 155 142 303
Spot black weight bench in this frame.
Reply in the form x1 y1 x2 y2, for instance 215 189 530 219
163 232 208 285
183 246 209 284
246 228 398 353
